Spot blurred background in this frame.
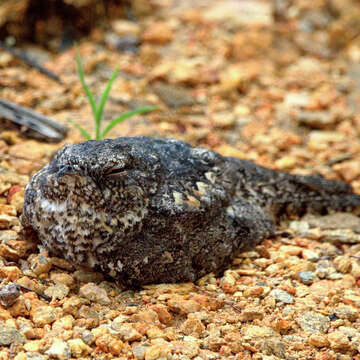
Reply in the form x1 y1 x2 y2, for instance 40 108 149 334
0 0 360 193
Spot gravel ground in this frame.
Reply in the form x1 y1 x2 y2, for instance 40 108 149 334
1 0 360 359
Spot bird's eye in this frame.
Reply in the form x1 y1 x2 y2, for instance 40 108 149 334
104 166 128 177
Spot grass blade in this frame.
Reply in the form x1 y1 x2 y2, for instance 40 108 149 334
75 48 97 121
66 117 92 140
95 68 119 140
101 106 157 138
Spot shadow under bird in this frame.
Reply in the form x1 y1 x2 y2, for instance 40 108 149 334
22 137 360 287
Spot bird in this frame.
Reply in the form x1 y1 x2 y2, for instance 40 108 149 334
21 136 360 287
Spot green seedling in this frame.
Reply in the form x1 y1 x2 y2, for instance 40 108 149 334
68 49 156 140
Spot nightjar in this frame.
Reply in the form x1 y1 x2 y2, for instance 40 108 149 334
22 137 360 286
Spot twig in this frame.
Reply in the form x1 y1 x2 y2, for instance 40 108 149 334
0 41 62 83
15 283 52 302
0 98 67 142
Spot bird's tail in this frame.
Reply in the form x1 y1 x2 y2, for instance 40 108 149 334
264 173 360 219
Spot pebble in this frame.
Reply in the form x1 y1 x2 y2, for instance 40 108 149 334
142 21 173 44
44 284 69 300
308 334 330 347
112 20 141 36
0 266 22 281
67 338 92 358
334 305 359 322
270 289 294 304
239 308 264 321
320 229 360 244
243 325 278 338
0 283 21 307
132 342 148 360
168 295 201 314
0 236 27 261
296 312 330 334
0 214 20 230
150 304 172 325
152 83 196 108
298 271 315 284
304 213 360 232
95 334 124 355
79 283 111 305
302 249 320 262
180 314 205 337
296 111 335 129
45 339 71 360
328 330 352 352
173 338 200 358
0 328 26 345
111 322 142 342
31 305 56 327
29 254 52 275
204 0 273 26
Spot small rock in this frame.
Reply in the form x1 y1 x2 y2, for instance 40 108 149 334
0 328 26 345
270 289 294 304
304 213 360 232
328 330 352 352
0 283 20 307
79 283 111 305
334 255 352 274
296 312 330 334
132 342 148 360
145 343 172 360
168 295 201 314
67 338 92 358
239 308 264 321
29 254 52 275
279 245 302 256
204 0 273 26
262 338 287 358
146 325 165 339
23 339 43 352
289 220 310 234
0 214 19 230
95 334 123 355
308 334 330 347
112 20 141 36
180 314 205 337
31 305 56 327
320 229 360 244
62 296 81 316
153 83 196 108
173 339 200 358
142 21 173 44
0 266 22 281
111 322 142 342
150 304 172 325
298 271 315 285
44 284 69 300
243 325 278 338
302 249 320 262
218 63 258 93
46 339 71 360
132 309 160 326
0 237 27 261
334 305 359 322
50 273 75 287
296 111 335 129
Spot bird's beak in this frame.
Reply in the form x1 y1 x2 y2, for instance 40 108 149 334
56 165 75 178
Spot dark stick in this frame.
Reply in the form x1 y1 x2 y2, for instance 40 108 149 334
0 98 68 142
0 41 62 83
15 283 52 302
